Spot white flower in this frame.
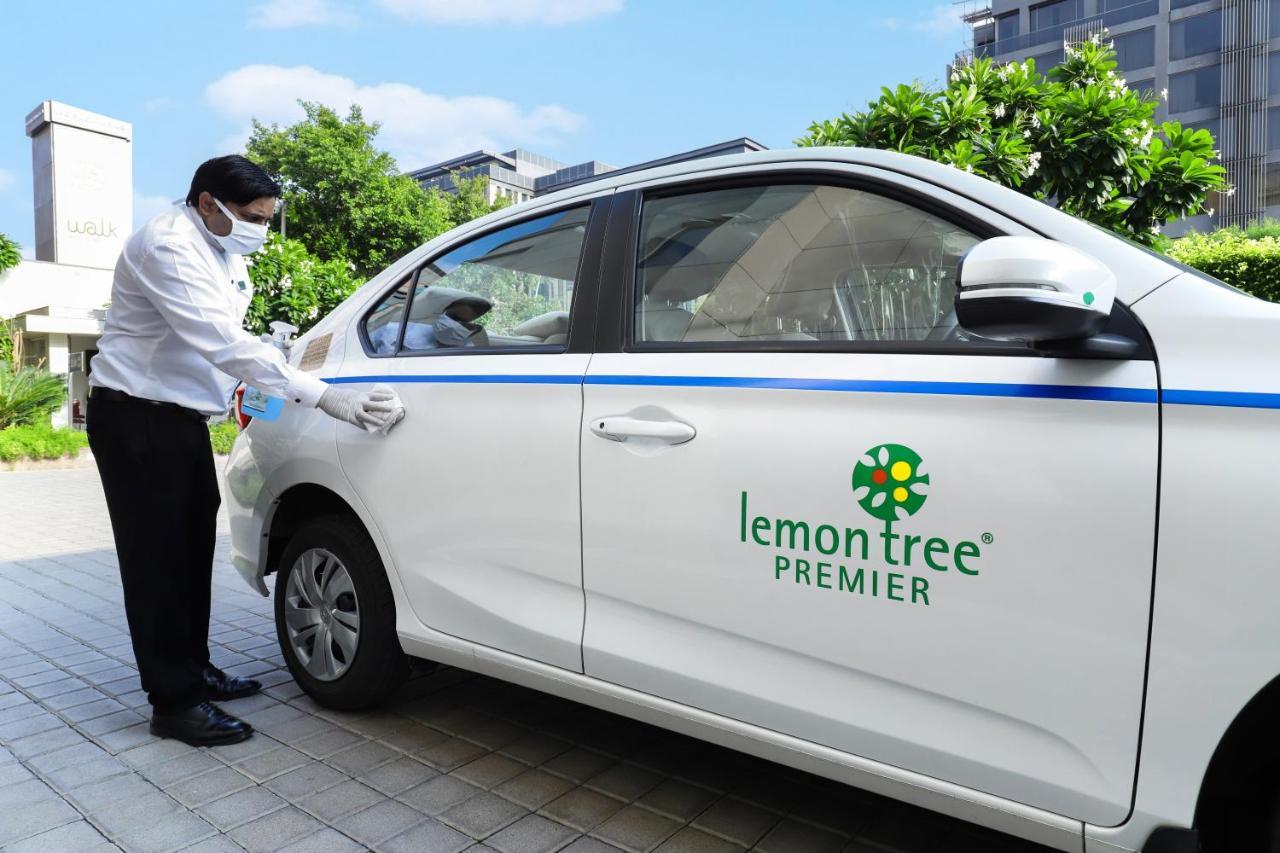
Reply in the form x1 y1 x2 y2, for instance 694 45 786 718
307 306 320 319
963 164 975 173
1031 113 1041 129
1151 224 1162 234
1106 69 1116 79
1160 88 1168 101
1140 129 1154 147
1206 208 1215 217
994 103 1007 118
1024 129 1032 138
1225 186 1237 197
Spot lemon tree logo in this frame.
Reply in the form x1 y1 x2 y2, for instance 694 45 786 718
852 444 929 522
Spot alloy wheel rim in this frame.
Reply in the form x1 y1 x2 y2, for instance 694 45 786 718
283 548 360 682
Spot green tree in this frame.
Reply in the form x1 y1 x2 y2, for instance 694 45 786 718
0 234 20 274
247 103 456 277
798 36 1228 246
244 232 363 336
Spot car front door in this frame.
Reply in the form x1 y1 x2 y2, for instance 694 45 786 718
335 199 607 672
579 173 1158 825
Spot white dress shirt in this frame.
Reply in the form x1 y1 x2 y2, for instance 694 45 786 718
90 204 328 416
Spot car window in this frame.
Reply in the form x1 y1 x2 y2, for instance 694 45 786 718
388 206 589 354
365 281 411 354
634 184 991 346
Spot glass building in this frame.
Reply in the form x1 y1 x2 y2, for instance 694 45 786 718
962 0 1276 232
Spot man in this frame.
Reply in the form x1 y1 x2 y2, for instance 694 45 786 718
87 155 403 746
368 287 492 353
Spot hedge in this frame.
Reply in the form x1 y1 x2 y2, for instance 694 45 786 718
209 419 238 455
1167 227 1280 303
0 426 88 462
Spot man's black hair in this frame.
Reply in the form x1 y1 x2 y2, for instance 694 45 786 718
185 155 281 207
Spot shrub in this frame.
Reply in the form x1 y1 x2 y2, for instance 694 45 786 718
244 232 363 337
208 419 238 455
0 364 66 429
1167 229 1280 302
0 425 88 462
0 234 19 274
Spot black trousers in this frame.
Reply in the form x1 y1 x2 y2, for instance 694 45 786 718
87 395 221 713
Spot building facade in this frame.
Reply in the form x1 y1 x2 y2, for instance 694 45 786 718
409 138 767 204
963 0 1277 231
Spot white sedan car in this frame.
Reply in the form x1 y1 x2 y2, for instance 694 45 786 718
226 148 1280 853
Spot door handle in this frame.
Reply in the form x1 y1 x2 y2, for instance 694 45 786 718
590 416 696 445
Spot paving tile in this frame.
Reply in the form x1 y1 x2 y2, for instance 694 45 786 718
263 759 348 800
591 804 681 853
0 710 64 741
227 805 324 853
42 754 132 791
0 777 60 812
166 765 254 807
487 813 579 853
400 774 484 816
542 748 615 784
379 722 451 754
636 779 720 822
85 791 184 836
78 708 146 736
41 685 104 710
495 768 577 811
586 762 665 803
5 819 110 853
9 726 90 760
292 726 365 758
417 735 490 772
326 738 399 776
139 749 223 786
196 783 288 831
0 795 80 846
118 738 192 769
297 778 385 822
754 818 847 853
653 826 744 853
440 789 528 838
361 754 439 795
68 771 162 812
499 731 574 767
335 797 426 846
0 760 33 787
455 752 528 789
690 796 780 848
182 834 247 853
560 838 626 853
541 786 626 832
114 808 217 853
278 827 368 852
236 744 311 782
382 816 475 853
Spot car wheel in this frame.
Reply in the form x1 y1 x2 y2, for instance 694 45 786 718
274 513 407 710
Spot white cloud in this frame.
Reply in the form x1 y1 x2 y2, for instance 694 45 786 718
881 4 966 36
0 169 13 191
134 191 178 228
251 0 359 28
374 0 621 25
205 65 586 169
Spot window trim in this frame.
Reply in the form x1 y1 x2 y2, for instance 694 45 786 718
612 172 1038 358
357 197 609 359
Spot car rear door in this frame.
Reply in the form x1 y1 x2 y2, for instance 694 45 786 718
578 168 1158 825
335 197 609 672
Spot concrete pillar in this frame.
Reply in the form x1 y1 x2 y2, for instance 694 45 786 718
46 333 70 428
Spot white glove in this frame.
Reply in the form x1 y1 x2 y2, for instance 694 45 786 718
361 384 405 435
317 386 404 434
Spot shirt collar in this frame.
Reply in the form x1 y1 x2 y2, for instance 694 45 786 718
184 204 227 255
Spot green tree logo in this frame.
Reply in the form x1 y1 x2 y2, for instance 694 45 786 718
852 444 930 522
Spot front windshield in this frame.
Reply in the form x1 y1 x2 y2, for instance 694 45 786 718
1086 221 1250 297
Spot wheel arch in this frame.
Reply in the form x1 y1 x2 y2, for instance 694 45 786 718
264 483 364 583
1194 670 1280 848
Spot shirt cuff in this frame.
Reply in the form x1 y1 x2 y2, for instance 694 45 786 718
285 369 329 408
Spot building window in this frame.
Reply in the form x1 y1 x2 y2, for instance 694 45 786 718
1113 28 1155 72
1032 48 1065 72
1270 51 1280 95
1171 0 1209 7
996 11 1019 40
1266 162 1280 209
1030 0 1080 31
1129 78 1156 98
1168 64 1221 113
1269 108 1280 152
1169 11 1222 61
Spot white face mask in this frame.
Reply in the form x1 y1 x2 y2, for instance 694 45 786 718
434 313 476 347
209 198 269 255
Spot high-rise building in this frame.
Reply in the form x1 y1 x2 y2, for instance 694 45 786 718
960 0 1274 231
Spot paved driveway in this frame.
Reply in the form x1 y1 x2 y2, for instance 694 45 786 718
0 468 1051 853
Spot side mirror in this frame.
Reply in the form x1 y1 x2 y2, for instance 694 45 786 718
955 237 1116 343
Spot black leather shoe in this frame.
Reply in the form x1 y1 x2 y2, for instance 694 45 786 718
203 666 262 701
149 702 254 746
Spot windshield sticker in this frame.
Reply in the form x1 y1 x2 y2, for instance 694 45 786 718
739 443 992 607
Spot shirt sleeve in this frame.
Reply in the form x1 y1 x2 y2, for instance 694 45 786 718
136 241 329 407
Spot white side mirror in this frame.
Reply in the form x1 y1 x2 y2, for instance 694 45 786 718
955 237 1116 343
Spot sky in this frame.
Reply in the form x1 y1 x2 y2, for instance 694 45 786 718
0 0 971 257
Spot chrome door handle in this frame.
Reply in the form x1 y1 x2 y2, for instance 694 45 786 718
590 416 696 445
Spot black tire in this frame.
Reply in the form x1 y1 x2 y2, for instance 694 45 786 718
274 513 408 710
1201 774 1280 852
